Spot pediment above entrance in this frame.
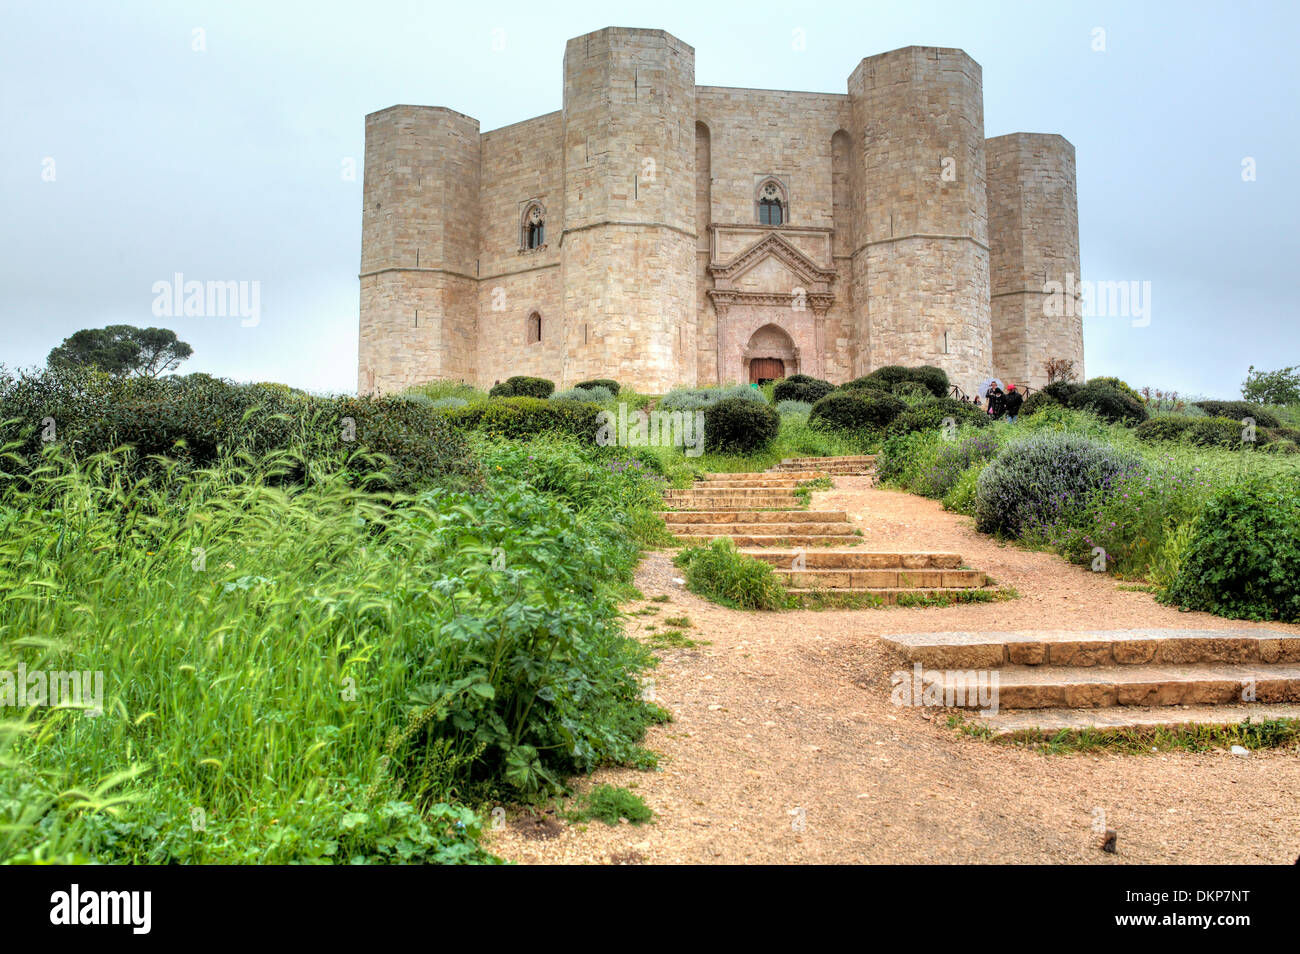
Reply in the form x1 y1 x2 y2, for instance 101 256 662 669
706 227 835 313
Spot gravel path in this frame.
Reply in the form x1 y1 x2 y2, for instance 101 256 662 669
487 479 1300 865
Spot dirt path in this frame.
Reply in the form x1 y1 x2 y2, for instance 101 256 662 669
487 479 1300 864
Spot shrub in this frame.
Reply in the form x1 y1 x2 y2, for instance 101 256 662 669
773 374 834 405
941 463 984 515
888 398 990 436
1165 479 1300 621
660 385 767 413
552 385 613 403
1182 416 1252 449
406 380 487 404
840 376 891 394
442 396 601 441
810 391 905 431
776 399 813 416
575 378 621 396
702 397 780 454
1042 380 1082 405
891 380 934 405
1019 391 1055 417
853 364 949 398
1086 376 1143 403
431 396 469 410
1068 381 1148 425
1134 416 1196 444
1192 400 1280 428
973 431 1143 537
0 366 481 494
912 432 1002 499
489 376 555 399
673 539 789 610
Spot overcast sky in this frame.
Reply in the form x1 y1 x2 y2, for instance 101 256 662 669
2 0 1296 397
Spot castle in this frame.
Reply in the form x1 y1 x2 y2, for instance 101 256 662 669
358 27 1083 397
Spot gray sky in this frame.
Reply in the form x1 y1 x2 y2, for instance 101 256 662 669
2 0 1296 397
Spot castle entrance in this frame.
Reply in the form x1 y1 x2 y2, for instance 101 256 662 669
749 357 785 383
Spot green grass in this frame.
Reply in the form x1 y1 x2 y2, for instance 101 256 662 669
672 539 793 611
566 784 654 826
956 716 1300 754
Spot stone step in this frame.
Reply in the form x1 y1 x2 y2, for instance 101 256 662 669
959 663 1300 710
660 510 850 525
789 587 985 606
742 549 964 570
664 487 801 497
774 460 878 467
679 533 863 548
773 568 987 589
881 628 1300 670
974 703 1300 737
663 501 805 512
673 524 859 539
704 470 826 482
693 479 810 489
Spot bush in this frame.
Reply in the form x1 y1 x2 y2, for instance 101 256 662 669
941 464 984 515
575 378 621 396
431 396 469 410
891 381 935 405
673 538 789 610
973 431 1143 537
406 380 487 404
912 432 1002 499
489 376 555 399
854 364 949 399
1192 400 1280 428
442 396 601 442
1068 381 1148 425
1019 391 1056 417
1042 380 1082 405
1134 416 1196 444
1165 479 1300 621
772 374 834 405
660 385 766 413
810 391 906 432
1086 376 1143 403
552 385 613 403
840 376 891 394
888 398 990 436
776 399 813 416
1182 416 1251 449
702 398 780 454
0 366 481 494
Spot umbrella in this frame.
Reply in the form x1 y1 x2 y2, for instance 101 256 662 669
977 377 1004 399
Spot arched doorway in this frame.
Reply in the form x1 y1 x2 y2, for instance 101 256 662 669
749 358 784 383
743 323 797 384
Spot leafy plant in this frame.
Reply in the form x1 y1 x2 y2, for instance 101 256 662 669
673 539 790 610
570 784 653 825
702 398 780 454
773 374 834 405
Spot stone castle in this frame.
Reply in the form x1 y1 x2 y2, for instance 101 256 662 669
358 27 1083 397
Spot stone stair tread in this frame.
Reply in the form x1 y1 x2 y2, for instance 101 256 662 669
976 703 1300 736
883 627 1290 648
992 662 1300 686
658 510 849 520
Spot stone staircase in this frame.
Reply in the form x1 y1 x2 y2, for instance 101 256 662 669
660 471 861 546
881 628 1300 734
747 549 994 605
770 455 876 476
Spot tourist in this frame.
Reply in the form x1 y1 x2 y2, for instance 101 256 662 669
987 386 1005 419
1003 384 1023 422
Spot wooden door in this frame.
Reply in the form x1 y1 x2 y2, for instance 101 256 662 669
749 358 785 383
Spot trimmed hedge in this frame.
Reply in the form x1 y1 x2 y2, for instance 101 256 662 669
773 374 835 405
489 376 555 399
1069 381 1149 425
1182 416 1253 449
702 397 780 454
441 396 601 442
1019 391 1055 417
575 378 620 396
810 391 906 431
888 398 990 436
857 365 950 399
1192 400 1281 428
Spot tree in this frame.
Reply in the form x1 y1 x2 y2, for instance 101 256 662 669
47 325 193 378
1242 365 1300 406
1042 357 1078 385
